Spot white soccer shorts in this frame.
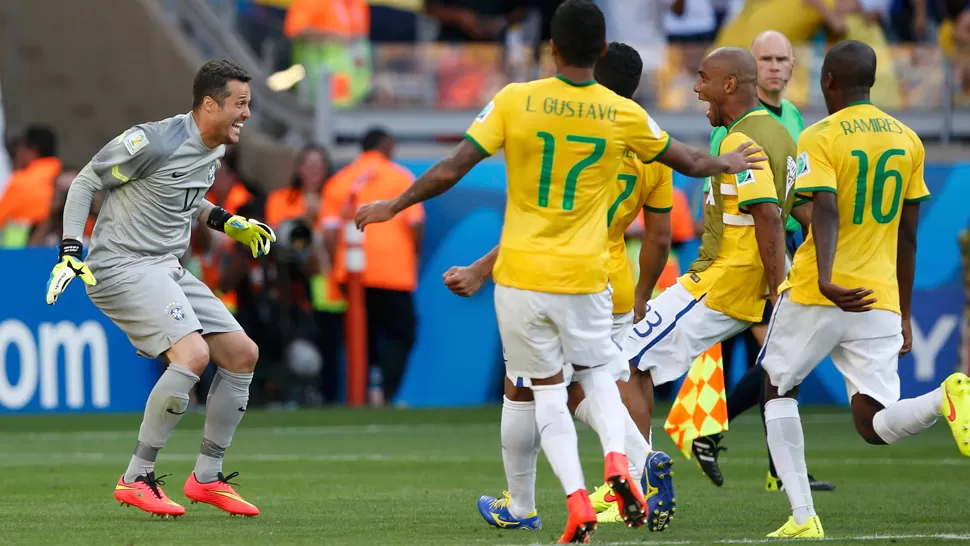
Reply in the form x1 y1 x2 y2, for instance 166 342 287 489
617 282 752 386
496 284 618 387
760 290 903 407
506 311 634 388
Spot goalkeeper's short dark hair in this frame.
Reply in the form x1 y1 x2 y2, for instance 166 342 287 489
551 0 606 68
595 42 643 99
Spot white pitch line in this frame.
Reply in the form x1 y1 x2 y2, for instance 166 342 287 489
506 534 970 546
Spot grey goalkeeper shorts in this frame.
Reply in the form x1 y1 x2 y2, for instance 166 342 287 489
87 265 242 359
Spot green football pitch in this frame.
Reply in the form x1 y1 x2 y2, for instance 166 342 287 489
1 405 968 545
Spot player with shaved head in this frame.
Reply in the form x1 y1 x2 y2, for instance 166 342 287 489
759 39 970 539
691 30 835 494
614 47 798 477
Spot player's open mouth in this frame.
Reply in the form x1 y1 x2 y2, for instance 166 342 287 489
230 121 244 135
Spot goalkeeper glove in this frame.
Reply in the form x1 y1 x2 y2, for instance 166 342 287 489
208 207 277 258
46 239 97 305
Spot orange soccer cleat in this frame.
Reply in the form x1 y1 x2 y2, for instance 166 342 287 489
558 489 597 544
114 472 186 518
604 451 647 528
184 472 259 517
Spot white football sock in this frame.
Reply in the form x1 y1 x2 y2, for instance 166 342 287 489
765 397 815 525
533 383 585 495
502 396 540 519
575 367 627 456
574 398 647 481
873 387 943 444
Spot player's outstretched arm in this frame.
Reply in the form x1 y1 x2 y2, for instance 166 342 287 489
199 199 277 259
897 202 920 356
749 202 786 306
356 140 486 230
634 210 671 321
45 169 104 305
813 191 875 312
655 138 768 178
443 244 499 297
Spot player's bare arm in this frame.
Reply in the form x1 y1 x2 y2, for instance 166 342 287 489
897 203 920 356
790 200 813 236
749 202 786 305
812 191 875 312
634 209 671 321
356 140 486 229
444 244 499 297
656 138 768 178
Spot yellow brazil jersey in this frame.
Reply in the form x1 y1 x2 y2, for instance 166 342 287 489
607 153 673 314
681 110 789 322
780 101 931 315
464 76 672 294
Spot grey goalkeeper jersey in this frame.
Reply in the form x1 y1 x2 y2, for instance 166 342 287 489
63 113 224 284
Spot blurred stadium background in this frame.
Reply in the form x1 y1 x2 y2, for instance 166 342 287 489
4 2 970 545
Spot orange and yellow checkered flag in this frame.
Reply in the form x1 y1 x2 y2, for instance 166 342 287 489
663 343 728 458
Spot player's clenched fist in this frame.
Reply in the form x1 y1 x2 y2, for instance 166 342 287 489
443 265 485 297
355 200 397 230
46 239 97 305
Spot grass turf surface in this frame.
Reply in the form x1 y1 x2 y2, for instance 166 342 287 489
0 405 968 545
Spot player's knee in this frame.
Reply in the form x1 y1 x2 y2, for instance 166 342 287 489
851 395 887 445
230 336 259 373
166 332 211 375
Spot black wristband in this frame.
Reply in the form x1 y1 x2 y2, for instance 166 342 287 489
206 206 233 232
59 239 83 260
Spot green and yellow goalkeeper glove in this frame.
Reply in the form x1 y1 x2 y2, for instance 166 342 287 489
208 207 277 258
46 239 97 305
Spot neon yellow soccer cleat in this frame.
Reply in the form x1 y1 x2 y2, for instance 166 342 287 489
941 372 970 457
767 516 824 538
588 482 615 514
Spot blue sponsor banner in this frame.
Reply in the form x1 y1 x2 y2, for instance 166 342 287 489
0 248 157 413
395 160 968 408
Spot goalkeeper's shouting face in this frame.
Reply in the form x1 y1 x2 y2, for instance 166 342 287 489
192 59 252 145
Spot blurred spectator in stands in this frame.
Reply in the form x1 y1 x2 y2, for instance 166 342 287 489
268 144 346 403
713 0 843 49
0 125 61 248
321 127 423 406
266 144 333 228
283 0 373 109
28 167 101 247
939 0 970 101
369 0 424 42
426 0 512 42
666 0 717 43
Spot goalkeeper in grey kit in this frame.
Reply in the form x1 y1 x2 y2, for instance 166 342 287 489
45 60 274 518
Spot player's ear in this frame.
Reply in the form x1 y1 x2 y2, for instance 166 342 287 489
599 42 607 57
724 75 737 94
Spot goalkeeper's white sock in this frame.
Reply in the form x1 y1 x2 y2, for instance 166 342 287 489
195 368 253 483
765 397 815 525
124 365 198 484
533 383 586 495
872 388 943 444
501 397 540 519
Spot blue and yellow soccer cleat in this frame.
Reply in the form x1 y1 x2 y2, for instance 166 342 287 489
642 451 676 532
941 372 970 457
477 491 542 530
767 515 824 538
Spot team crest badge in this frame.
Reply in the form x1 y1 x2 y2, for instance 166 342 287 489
166 303 186 322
